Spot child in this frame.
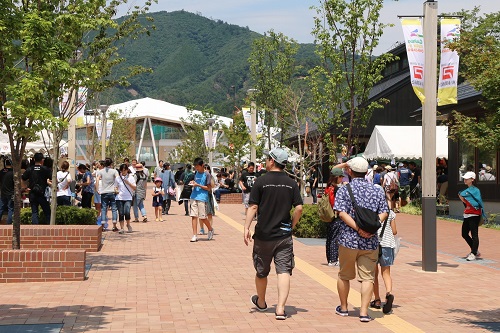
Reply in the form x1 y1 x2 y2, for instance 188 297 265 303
152 178 165 221
371 209 398 314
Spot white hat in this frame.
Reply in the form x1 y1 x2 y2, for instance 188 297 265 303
462 171 476 180
347 157 369 173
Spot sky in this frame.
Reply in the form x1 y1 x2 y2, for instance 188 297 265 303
118 0 500 55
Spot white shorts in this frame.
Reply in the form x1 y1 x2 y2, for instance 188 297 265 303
189 199 207 219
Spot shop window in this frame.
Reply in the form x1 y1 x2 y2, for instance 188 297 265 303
478 149 497 182
457 140 475 180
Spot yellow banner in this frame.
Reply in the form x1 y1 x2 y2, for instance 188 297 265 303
401 19 425 104
438 18 460 106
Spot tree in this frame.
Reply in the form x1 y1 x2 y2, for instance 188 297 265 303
218 111 250 178
177 107 222 164
446 8 500 149
106 110 135 164
248 30 299 150
0 0 155 247
308 0 395 161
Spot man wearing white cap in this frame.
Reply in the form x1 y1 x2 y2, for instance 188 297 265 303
333 156 389 322
244 148 303 320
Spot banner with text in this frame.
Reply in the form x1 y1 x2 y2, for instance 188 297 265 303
401 18 425 103
438 18 460 106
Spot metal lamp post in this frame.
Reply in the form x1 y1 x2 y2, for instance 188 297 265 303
207 118 215 166
99 105 109 161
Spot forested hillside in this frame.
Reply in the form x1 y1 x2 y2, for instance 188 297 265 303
102 10 319 117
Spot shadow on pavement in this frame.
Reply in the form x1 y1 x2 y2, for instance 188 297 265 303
447 308 500 332
87 253 153 271
406 260 459 268
0 304 130 333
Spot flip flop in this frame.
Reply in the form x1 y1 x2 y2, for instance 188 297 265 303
250 295 267 312
275 311 287 320
370 299 381 309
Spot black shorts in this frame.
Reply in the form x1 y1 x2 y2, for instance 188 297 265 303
253 236 294 278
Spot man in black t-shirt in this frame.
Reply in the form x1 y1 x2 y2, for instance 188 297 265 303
408 162 421 201
0 159 14 224
244 148 303 320
239 162 258 217
22 152 51 224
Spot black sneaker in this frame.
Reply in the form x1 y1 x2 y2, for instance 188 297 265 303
112 227 119 232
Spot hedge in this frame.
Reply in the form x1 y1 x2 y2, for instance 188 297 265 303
20 206 98 225
292 204 328 238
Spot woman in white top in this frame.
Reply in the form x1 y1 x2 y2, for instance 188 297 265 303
114 163 137 234
56 161 72 206
371 209 398 314
382 165 398 210
96 158 119 232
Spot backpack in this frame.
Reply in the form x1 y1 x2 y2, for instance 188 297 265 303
318 193 335 222
389 175 399 192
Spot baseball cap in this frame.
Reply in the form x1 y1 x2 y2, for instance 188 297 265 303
267 147 288 165
347 157 368 173
398 162 403 167
462 171 476 180
154 177 162 182
331 168 344 177
385 165 393 171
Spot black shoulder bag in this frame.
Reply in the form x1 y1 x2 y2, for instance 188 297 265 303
346 184 381 234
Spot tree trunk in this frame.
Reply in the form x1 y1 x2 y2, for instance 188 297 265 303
49 135 61 225
11 155 23 249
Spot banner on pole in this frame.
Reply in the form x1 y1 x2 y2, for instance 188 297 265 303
203 130 209 148
438 18 460 106
401 18 425 103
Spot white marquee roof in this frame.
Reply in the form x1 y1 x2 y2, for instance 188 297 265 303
106 97 232 127
363 125 448 160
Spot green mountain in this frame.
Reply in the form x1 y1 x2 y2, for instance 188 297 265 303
102 10 318 117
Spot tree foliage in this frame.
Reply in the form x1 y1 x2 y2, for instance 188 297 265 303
218 111 250 175
446 8 500 149
248 31 299 150
0 0 155 247
308 0 395 160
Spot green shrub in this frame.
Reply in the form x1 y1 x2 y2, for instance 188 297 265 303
20 206 98 225
292 204 328 238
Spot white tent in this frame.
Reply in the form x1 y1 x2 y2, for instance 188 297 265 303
0 129 67 155
363 126 448 160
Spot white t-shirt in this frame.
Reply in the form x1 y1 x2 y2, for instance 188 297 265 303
379 210 396 248
97 167 119 194
114 174 136 201
56 170 72 197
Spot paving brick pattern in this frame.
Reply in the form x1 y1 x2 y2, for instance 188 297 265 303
0 185 497 332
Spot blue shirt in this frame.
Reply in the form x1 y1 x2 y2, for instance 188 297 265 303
334 178 389 250
190 171 209 202
398 167 412 186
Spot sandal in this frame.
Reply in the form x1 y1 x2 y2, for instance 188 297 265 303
370 299 381 309
250 295 267 312
275 311 287 320
383 293 394 314
142 217 148 222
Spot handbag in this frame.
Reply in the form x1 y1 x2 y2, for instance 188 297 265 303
168 186 175 196
394 236 401 258
346 184 381 234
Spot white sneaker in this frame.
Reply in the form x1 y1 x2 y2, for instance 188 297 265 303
328 261 339 267
119 229 125 234
190 235 198 242
466 253 476 261
127 225 133 233
207 229 214 240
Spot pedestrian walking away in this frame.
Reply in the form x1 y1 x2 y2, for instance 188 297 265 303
21 152 51 225
371 209 398 314
244 148 303 320
458 171 486 261
333 156 388 323
324 167 344 266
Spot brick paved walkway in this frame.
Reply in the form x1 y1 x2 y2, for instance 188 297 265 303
0 187 498 332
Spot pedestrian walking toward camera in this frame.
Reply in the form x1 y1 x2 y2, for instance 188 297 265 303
160 162 176 215
152 178 165 221
22 152 51 224
324 167 345 266
244 148 303 320
333 157 388 322
189 158 214 242
56 161 72 206
115 164 136 234
132 163 148 222
371 209 397 314
239 162 257 219
458 171 486 261
95 158 119 232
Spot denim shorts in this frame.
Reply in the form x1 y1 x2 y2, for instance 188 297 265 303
379 247 394 267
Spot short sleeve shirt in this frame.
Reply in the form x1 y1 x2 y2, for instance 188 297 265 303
240 171 257 193
334 178 389 250
249 171 303 241
398 167 412 186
